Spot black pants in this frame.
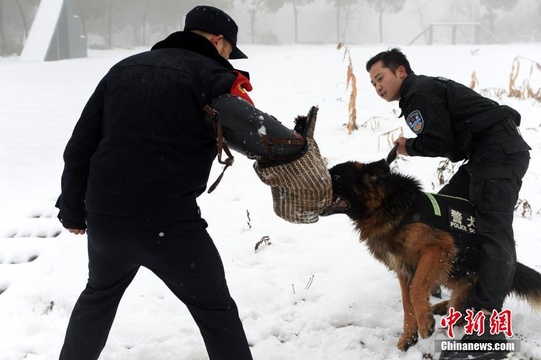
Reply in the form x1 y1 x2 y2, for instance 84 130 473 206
439 144 529 311
59 212 253 360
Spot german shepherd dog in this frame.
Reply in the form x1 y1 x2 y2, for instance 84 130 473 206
321 159 541 351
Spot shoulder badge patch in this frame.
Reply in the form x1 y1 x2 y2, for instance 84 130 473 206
406 110 424 134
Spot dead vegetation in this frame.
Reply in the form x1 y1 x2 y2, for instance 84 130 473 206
471 56 541 102
337 42 358 134
432 159 457 189
515 199 533 219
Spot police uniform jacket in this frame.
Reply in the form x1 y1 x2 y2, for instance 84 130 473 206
57 31 250 229
399 73 530 162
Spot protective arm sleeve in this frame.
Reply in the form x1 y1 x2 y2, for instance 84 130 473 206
204 95 332 224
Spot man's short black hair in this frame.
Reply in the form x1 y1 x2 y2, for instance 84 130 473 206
366 48 413 74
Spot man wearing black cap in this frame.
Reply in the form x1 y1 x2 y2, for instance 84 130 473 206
56 5 255 360
56 4 332 360
183 5 248 60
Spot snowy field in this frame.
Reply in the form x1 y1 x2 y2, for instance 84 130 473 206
1 43 541 360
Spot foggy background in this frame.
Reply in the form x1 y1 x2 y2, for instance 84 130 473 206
1 0 540 56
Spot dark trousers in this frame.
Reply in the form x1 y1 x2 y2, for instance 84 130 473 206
59 212 253 360
439 145 529 311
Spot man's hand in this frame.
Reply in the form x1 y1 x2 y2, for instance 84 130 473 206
66 228 86 235
394 137 410 156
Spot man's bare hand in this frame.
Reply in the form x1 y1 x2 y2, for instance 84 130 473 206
66 228 86 235
393 137 410 156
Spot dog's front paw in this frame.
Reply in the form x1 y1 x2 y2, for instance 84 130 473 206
418 315 435 339
397 332 418 351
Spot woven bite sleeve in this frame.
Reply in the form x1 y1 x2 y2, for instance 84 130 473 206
253 137 333 224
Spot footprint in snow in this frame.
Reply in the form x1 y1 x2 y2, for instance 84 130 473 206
0 254 39 265
5 229 62 238
2 208 62 238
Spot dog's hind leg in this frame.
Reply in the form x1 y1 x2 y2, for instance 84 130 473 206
397 273 419 351
447 278 473 313
432 299 449 315
430 284 443 298
432 279 472 327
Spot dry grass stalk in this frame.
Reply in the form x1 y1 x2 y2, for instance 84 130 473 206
515 199 532 219
472 56 541 103
435 159 456 186
337 42 358 134
254 235 271 252
359 116 382 131
378 127 404 150
509 57 521 98
479 87 508 100
509 56 541 102
469 71 479 89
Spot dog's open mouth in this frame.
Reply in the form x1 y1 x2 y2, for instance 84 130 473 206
321 195 351 216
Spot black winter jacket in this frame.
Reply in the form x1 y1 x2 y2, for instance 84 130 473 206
399 73 528 162
57 32 246 229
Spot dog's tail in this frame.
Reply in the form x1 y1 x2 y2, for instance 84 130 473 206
511 262 541 311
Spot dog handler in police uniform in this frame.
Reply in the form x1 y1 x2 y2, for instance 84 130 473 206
366 48 530 360
56 5 331 360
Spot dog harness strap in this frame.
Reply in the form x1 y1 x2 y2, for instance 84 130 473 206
412 193 476 237
423 193 442 216
204 105 235 193
204 94 306 163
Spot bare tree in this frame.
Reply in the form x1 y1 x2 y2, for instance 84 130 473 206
410 0 433 43
247 0 265 44
538 0 541 34
5 0 233 53
327 0 359 43
0 1 4 54
480 0 518 34
265 0 317 43
0 0 38 55
365 0 406 42
14 0 29 39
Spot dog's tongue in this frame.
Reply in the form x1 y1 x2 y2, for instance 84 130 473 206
320 197 349 216
335 198 349 209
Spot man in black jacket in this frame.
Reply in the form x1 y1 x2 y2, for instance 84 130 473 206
56 6 332 360
366 48 530 360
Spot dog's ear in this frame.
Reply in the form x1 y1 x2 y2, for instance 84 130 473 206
364 159 390 177
360 159 390 186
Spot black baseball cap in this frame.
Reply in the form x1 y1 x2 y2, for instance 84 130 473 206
184 5 247 59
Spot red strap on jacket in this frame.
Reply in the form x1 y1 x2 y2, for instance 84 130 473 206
230 70 254 105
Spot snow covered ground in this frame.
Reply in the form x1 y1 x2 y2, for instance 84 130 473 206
1 43 540 360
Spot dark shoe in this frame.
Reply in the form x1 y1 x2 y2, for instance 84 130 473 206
439 348 508 360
